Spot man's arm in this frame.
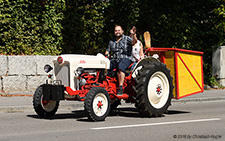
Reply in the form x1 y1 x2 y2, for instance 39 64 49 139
105 41 111 58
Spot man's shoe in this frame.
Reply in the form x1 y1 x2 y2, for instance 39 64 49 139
117 89 123 96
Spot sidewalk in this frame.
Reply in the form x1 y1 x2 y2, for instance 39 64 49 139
0 96 84 113
172 89 225 103
0 89 225 113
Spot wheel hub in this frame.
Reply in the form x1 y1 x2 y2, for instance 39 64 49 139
156 85 162 95
97 101 103 109
93 93 108 117
42 100 50 106
41 96 57 112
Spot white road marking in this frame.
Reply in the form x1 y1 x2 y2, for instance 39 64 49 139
91 118 220 130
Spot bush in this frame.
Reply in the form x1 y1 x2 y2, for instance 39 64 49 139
0 0 64 55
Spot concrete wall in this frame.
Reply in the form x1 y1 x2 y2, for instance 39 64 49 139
212 46 225 86
0 55 56 94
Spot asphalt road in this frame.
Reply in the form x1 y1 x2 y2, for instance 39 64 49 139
0 99 224 141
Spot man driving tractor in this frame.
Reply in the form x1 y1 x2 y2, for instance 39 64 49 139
105 25 137 96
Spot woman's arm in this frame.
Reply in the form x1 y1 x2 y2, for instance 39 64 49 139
129 26 137 45
139 42 144 59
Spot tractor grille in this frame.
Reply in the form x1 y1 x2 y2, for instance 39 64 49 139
54 64 70 86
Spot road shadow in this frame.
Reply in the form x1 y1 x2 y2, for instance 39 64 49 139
27 108 191 121
165 110 191 115
110 108 191 118
27 110 89 121
109 107 146 118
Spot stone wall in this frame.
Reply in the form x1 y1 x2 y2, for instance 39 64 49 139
0 55 56 94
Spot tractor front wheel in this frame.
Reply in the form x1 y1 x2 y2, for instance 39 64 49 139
33 85 59 118
84 87 110 121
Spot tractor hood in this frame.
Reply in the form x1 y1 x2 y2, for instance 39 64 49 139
53 53 110 70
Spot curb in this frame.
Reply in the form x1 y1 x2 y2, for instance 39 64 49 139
172 97 225 103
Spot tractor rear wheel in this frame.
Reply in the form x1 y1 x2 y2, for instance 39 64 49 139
84 87 110 121
135 60 173 117
33 85 59 118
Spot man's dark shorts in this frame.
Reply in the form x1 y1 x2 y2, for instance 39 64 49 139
108 58 132 74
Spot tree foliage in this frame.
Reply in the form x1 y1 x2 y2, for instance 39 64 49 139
0 0 64 55
1 0 224 55
62 0 109 54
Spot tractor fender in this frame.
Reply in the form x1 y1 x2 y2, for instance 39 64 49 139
132 56 160 78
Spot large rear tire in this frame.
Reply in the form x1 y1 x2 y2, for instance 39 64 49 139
135 60 173 117
33 85 59 118
84 87 110 121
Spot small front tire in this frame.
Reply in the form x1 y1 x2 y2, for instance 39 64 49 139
33 85 59 118
84 87 110 121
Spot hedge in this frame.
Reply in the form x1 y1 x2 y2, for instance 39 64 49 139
0 0 64 55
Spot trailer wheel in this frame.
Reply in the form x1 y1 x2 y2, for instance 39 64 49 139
84 87 110 121
135 60 173 117
33 85 59 118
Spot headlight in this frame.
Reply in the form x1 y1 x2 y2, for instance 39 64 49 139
57 56 63 64
76 67 84 76
44 64 53 73
79 78 86 86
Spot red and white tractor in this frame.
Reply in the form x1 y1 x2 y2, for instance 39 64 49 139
33 32 204 121
33 52 175 121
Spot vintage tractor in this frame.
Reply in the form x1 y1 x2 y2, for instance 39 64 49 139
32 52 175 121
33 47 204 121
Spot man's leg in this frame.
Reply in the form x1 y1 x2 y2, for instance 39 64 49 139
118 70 125 86
107 60 116 76
117 58 132 95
